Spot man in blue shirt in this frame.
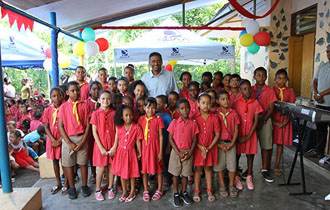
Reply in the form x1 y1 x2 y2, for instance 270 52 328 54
142 52 179 97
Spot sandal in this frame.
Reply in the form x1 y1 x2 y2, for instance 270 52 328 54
219 186 228 197
274 168 282 176
207 189 215 202
152 190 163 201
229 186 238 198
119 194 128 202
61 187 68 196
193 189 201 202
143 191 150 202
89 175 96 184
51 185 61 194
125 194 136 203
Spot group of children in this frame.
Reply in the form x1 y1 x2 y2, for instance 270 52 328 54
4 64 296 208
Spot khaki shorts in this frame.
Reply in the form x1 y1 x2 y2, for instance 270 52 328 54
213 142 236 172
168 149 193 177
61 134 88 167
257 118 273 150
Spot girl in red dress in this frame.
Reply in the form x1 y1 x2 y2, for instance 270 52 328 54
188 81 200 120
179 72 191 99
272 70 296 176
116 77 130 96
233 80 263 191
109 105 142 203
205 89 218 114
138 97 164 202
107 77 118 95
91 90 116 201
42 87 66 194
98 68 109 90
193 93 220 202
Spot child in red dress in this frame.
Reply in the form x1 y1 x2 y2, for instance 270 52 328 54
205 89 218 114
107 77 118 95
86 81 102 184
98 68 109 90
222 74 231 92
233 80 263 191
272 70 296 176
42 87 66 194
179 72 191 99
214 90 240 197
193 93 220 202
229 74 242 108
58 81 92 199
212 71 224 93
16 102 32 132
130 80 147 108
168 98 199 207
138 97 164 202
109 105 142 203
91 90 116 201
188 81 200 120
75 66 90 101
166 91 180 120
124 65 135 85
30 111 43 132
117 77 130 96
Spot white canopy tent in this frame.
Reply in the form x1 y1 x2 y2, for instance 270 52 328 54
114 19 235 66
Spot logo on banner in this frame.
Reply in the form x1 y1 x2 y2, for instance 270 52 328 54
121 50 129 57
171 48 180 56
220 46 231 55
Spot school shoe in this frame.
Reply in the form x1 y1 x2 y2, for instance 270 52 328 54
68 188 77 199
246 175 254 191
235 175 243 191
261 169 274 183
181 191 193 205
95 191 104 201
82 186 91 197
173 193 183 208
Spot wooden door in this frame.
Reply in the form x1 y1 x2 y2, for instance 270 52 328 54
288 36 303 95
301 33 315 98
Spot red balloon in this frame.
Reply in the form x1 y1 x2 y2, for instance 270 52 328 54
95 38 109 52
254 31 271 46
165 64 172 72
45 47 52 58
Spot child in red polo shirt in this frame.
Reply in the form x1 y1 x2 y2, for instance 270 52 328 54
166 91 180 120
234 80 263 191
229 74 242 108
252 67 277 183
272 70 296 176
42 87 66 195
91 90 116 201
168 98 199 207
117 77 130 96
193 93 220 202
75 66 90 101
187 81 200 120
179 72 191 99
58 81 92 199
98 68 109 90
138 97 164 202
214 90 240 197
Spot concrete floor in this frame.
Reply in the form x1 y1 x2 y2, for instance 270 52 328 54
31 147 330 210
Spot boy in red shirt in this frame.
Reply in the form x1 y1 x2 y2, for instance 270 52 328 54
75 66 90 101
58 81 92 199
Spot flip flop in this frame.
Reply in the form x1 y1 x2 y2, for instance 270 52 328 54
51 185 61 194
152 190 163 201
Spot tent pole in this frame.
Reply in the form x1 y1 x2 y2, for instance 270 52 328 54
114 62 117 77
0 41 13 194
50 12 59 87
182 2 185 26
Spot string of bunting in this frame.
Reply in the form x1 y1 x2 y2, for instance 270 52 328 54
228 0 280 19
91 26 246 31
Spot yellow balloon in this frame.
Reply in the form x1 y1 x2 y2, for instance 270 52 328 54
58 56 71 68
239 33 253 47
73 41 85 55
169 60 177 66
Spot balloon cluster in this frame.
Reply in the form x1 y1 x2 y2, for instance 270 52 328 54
239 20 271 54
165 60 178 72
73 27 109 56
43 47 71 70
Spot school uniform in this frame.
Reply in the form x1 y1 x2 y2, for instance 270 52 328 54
214 109 240 172
86 97 99 160
58 99 91 167
188 98 200 120
42 105 62 160
251 84 277 150
111 123 143 179
272 86 296 145
30 120 42 132
167 118 199 177
138 115 164 175
193 113 220 167
78 81 90 101
179 88 189 99
233 98 263 155
229 91 242 108
90 108 115 167
165 108 180 120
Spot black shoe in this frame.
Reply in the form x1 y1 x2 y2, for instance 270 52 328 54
261 170 274 183
241 170 248 180
173 193 182 208
68 188 77 199
82 186 91 197
181 191 193 205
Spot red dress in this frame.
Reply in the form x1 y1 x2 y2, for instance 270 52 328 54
42 105 62 160
233 98 263 154
138 115 164 174
272 86 296 145
188 99 200 120
111 123 143 179
86 97 98 160
194 113 220 166
11 141 35 167
90 108 116 167
179 88 190 99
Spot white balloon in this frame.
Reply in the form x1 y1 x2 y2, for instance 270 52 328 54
246 20 260 35
43 58 52 71
84 41 99 56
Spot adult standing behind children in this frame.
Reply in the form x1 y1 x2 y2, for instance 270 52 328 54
142 52 179 98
